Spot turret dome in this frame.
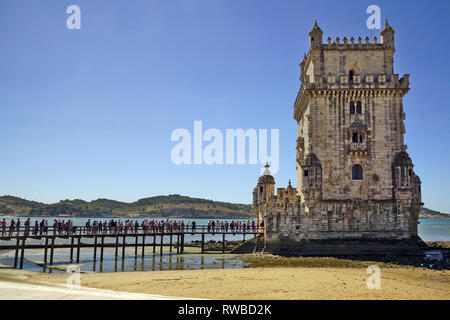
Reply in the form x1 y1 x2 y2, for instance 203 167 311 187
393 151 413 166
258 162 275 184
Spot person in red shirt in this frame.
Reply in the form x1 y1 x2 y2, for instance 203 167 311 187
1 219 6 236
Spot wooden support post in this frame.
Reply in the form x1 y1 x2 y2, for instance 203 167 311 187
70 237 74 262
176 234 180 254
50 237 55 265
76 237 81 263
170 234 173 253
153 234 156 254
122 236 126 260
142 235 145 258
93 236 98 263
19 237 26 269
100 236 104 263
181 233 184 254
13 237 20 268
201 233 205 254
222 233 225 254
115 235 119 260
44 237 49 264
160 234 163 256
135 235 138 256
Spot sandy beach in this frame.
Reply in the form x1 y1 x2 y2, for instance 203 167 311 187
10 255 448 300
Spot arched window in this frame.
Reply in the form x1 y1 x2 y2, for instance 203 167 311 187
352 165 363 180
350 101 355 114
356 101 362 114
352 133 359 143
349 70 354 82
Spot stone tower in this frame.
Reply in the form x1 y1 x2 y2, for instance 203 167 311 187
253 21 424 256
295 19 415 203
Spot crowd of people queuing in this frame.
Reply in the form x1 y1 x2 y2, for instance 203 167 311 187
1 218 261 237
206 220 259 232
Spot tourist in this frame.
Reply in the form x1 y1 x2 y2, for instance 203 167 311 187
1 219 6 236
33 220 38 235
9 219 15 236
85 219 91 234
16 218 21 236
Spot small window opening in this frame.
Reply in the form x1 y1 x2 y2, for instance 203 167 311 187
350 101 355 114
352 165 363 180
349 70 354 82
356 101 362 114
304 170 309 177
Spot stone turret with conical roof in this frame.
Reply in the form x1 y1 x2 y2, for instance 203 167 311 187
309 20 323 49
381 19 395 48
253 162 276 224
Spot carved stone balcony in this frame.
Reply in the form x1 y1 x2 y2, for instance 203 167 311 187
349 143 368 154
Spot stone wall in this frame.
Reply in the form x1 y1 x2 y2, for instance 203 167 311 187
264 199 419 241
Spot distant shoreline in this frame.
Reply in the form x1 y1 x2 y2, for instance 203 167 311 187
419 215 450 219
0 214 447 219
0 215 257 219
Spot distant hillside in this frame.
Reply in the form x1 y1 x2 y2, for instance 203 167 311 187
419 207 450 219
0 194 254 219
1 195 447 219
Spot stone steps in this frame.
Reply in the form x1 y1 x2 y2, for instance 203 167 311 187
230 235 264 254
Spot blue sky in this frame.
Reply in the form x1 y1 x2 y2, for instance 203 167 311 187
0 0 449 212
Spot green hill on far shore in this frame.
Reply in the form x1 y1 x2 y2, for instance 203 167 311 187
0 194 254 219
419 207 450 219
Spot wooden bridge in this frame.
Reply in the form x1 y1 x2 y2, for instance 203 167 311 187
0 225 263 269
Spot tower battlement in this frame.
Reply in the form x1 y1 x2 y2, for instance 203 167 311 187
308 19 395 50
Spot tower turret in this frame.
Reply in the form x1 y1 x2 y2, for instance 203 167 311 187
301 153 322 201
309 20 323 49
381 19 395 48
392 149 421 204
253 162 276 223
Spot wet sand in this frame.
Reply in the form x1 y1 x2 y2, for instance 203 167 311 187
20 255 450 300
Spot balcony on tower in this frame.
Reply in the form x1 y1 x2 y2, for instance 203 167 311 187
347 118 369 155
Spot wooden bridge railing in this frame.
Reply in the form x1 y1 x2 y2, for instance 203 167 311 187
0 224 263 239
